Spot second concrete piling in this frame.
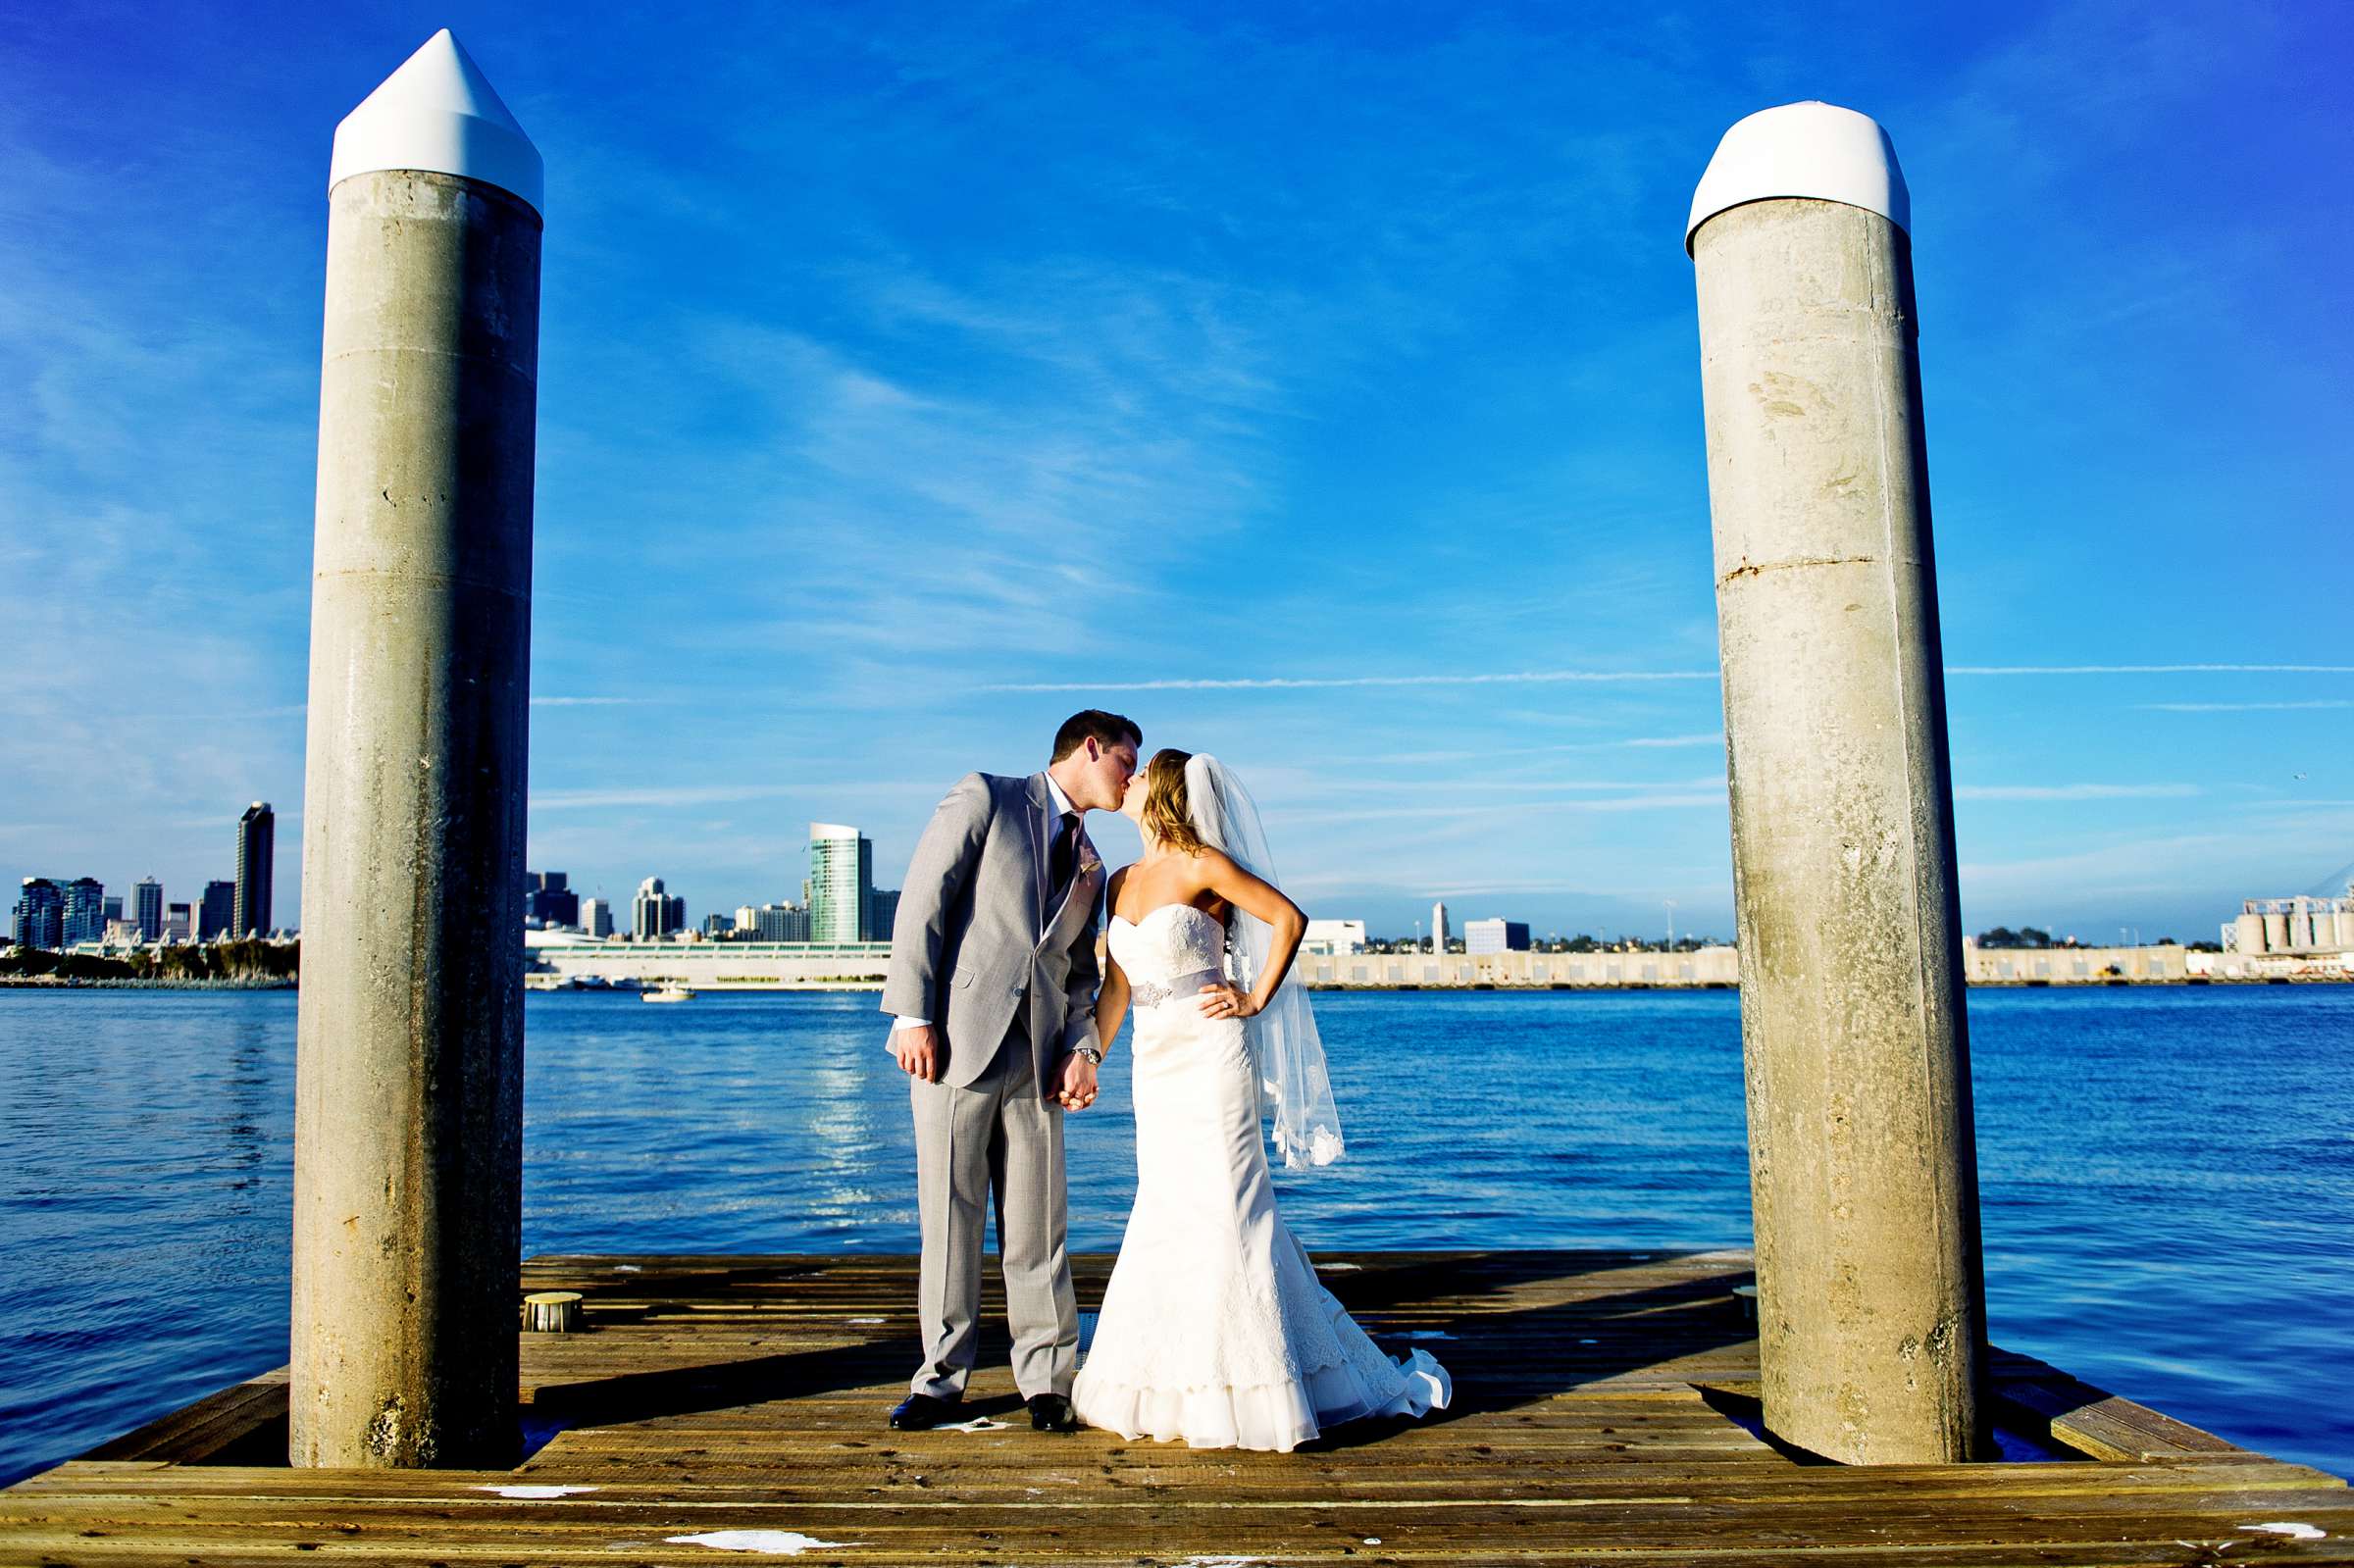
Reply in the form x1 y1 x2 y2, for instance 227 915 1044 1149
1688 102 1989 1465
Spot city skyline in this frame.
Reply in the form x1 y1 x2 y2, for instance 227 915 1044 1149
3 3 2349 943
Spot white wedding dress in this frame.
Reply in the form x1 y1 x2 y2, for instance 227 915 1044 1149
1070 903 1450 1451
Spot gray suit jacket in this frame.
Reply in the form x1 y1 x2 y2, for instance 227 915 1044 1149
882 772 1106 1091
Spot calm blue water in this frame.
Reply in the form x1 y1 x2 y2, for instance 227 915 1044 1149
1 986 2347 1484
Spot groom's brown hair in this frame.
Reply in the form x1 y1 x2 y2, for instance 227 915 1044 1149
1050 709 1142 761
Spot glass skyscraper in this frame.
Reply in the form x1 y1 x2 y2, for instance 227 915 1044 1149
13 879 64 949
133 878 164 942
62 878 107 946
199 881 235 940
235 803 275 936
808 824 874 942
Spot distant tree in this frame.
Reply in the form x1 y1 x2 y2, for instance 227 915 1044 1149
2 945 60 978
1976 926 2059 950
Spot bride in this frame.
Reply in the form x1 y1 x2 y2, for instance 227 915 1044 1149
1070 749 1450 1450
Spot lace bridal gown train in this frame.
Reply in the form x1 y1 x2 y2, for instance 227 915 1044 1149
1071 904 1450 1451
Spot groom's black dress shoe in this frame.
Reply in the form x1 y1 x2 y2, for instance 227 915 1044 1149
1027 1392 1079 1433
888 1391 963 1431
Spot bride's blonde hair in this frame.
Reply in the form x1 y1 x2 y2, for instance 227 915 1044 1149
1139 748 1208 855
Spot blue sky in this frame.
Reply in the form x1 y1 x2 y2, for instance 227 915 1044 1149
4 0 2348 943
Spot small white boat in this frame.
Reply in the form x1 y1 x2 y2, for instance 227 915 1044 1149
640 982 695 1003
524 973 578 991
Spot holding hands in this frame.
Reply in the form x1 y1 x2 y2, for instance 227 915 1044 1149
1057 1049 1100 1111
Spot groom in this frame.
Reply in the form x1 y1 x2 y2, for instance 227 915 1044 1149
880 709 1141 1433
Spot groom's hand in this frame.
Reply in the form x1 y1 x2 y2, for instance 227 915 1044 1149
1055 1052 1099 1111
890 1024 942 1083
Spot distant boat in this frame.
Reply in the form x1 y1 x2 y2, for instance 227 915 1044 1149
524 973 578 991
641 982 694 1003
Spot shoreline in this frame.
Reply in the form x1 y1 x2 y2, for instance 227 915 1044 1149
0 977 296 991
6 976 2346 994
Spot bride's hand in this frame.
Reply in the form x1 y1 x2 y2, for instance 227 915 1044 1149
1197 983 1259 1021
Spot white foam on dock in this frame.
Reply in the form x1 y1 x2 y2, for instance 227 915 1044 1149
943 1416 1010 1432
667 1531 867 1554
2238 1523 2327 1541
474 1484 598 1498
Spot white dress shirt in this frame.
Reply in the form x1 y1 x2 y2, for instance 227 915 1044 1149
892 772 1075 1033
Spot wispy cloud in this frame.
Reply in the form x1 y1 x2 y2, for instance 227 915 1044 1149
2135 700 2354 713
1949 664 2354 676
1344 734 1723 766
995 663 2354 693
530 784 809 811
1955 784 2201 801
985 670 1718 692
1286 790 1727 828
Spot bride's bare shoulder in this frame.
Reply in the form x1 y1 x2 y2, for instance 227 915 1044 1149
1187 845 1241 881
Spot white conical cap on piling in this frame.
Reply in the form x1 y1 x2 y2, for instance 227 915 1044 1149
330 28 542 215
1686 101 1905 253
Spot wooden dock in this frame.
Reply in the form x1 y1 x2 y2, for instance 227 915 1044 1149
6 1250 2348 1564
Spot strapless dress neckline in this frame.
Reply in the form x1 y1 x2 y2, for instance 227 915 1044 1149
1110 903 1221 934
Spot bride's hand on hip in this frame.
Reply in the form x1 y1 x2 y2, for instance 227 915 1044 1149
1197 983 1259 1021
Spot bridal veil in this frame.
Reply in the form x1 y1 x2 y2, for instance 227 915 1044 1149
1182 754 1345 1169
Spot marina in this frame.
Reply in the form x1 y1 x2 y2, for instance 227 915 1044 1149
6 1250 2348 1562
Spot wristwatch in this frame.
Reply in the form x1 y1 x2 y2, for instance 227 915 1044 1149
1075 1045 1103 1066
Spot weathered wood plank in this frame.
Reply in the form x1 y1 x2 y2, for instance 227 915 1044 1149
7 1250 2342 1568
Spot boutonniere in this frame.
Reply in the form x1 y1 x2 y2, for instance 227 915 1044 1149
1077 851 1103 881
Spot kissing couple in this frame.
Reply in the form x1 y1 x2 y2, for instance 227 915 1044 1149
879 709 1451 1451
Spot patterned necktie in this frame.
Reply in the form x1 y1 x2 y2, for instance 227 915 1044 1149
1049 812 1080 901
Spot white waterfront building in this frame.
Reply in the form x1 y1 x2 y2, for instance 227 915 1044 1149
1302 918 1367 956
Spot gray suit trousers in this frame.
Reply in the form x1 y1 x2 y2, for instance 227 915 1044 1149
909 1023 1078 1399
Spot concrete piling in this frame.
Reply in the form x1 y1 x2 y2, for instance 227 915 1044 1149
289 30 542 1468
1687 103 1989 1464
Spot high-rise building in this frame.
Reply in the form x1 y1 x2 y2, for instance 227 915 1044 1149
581 897 615 938
744 901 812 941
133 878 164 942
62 878 107 946
524 871 579 928
13 879 64 949
235 803 275 936
199 881 235 940
1431 901 1451 954
809 824 873 942
699 912 734 937
165 903 194 942
1465 918 1532 954
633 877 685 939
103 894 124 927
868 887 900 940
